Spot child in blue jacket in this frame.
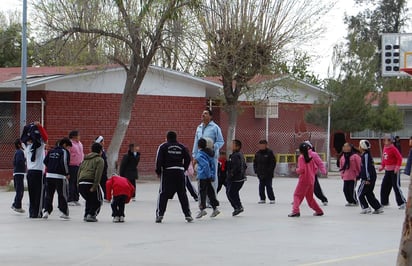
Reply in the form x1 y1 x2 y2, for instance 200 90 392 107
195 138 220 219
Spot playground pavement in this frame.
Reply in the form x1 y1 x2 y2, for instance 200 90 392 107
0 172 408 266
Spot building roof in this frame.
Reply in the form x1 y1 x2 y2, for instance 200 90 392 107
370 91 412 107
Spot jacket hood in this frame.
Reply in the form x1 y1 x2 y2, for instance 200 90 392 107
203 147 215 158
84 152 101 160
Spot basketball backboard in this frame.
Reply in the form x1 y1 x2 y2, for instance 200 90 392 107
381 33 412 77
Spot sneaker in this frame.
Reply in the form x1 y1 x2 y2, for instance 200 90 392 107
322 201 328 206
313 212 324 216
113 216 120 223
288 212 300 217
269 200 276 204
185 216 194 223
194 198 199 202
11 206 25 213
119 216 125 223
345 203 357 207
67 201 76 207
60 213 70 220
399 203 406 210
42 211 49 219
155 216 163 223
132 198 136 202
360 208 372 214
258 200 266 204
210 209 221 218
232 207 244 216
85 214 98 222
196 209 207 219
372 208 384 214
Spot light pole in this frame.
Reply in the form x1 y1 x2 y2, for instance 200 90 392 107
20 0 28 134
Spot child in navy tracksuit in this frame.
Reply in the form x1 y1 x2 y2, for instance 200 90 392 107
195 138 220 219
357 140 383 214
106 175 135 223
12 139 26 213
42 138 72 219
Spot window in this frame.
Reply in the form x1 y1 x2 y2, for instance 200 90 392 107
254 101 278 119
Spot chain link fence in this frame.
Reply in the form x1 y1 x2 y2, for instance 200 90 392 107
0 100 44 169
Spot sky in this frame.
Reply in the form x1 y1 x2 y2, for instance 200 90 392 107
1 0 412 79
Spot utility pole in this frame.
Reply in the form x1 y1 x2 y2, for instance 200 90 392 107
20 0 28 134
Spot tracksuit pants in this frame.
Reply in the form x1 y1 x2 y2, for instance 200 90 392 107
198 179 219 210
12 174 25 209
100 175 108 200
156 169 191 218
258 177 275 201
314 175 328 203
68 165 80 202
27 170 44 218
380 170 406 206
226 180 244 210
44 178 69 215
111 195 127 217
79 183 102 218
292 181 323 214
343 180 358 204
127 177 136 198
185 176 198 200
358 179 381 210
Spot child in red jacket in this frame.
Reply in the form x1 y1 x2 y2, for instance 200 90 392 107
106 175 135 223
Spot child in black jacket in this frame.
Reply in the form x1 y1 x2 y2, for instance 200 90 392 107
226 139 247 216
12 139 26 213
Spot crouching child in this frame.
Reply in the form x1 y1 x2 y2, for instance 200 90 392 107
106 174 135 223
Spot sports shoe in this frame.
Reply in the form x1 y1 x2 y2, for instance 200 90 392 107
155 216 163 223
113 216 120 223
11 206 25 213
67 201 76 206
85 214 98 222
119 216 125 223
322 201 328 206
399 203 406 210
196 209 207 219
288 212 300 217
360 208 372 214
258 200 266 204
60 213 70 220
313 212 324 216
42 211 49 219
345 203 357 207
232 207 244 216
210 209 221 218
372 208 384 214
269 200 275 204
185 216 194 223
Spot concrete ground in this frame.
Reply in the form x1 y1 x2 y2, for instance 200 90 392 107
0 172 408 266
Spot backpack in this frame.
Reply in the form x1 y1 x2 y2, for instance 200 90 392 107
20 123 43 162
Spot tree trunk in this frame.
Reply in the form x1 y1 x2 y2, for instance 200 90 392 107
397 174 412 265
225 103 238 156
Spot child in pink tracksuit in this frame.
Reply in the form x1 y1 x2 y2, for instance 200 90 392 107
289 142 326 217
338 143 361 206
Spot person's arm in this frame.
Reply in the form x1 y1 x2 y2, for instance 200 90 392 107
253 152 258 174
63 149 70 176
269 150 276 173
183 147 191 171
192 127 199 158
155 145 164 177
312 151 327 175
364 154 370 181
353 154 361 177
296 156 305 175
214 125 225 151
405 150 412 176
379 148 386 171
106 178 113 202
34 122 48 142
394 147 403 173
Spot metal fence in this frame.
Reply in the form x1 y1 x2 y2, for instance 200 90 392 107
0 100 45 169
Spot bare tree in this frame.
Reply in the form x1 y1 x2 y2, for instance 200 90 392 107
197 0 332 151
33 0 199 174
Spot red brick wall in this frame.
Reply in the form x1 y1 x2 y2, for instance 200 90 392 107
0 90 207 184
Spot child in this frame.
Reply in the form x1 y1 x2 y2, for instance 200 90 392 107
226 139 247 216
11 139 26 213
77 143 104 222
379 134 406 209
289 142 326 217
253 139 276 204
357 140 383 214
106 174 135 223
195 138 220 219
42 138 72 220
338 143 361 206
119 143 140 201
305 141 328 206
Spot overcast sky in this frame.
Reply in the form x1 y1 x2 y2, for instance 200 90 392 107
2 0 412 79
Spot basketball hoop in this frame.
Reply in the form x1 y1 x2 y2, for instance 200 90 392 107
400 68 412 75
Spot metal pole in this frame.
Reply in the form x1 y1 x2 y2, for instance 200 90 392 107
326 98 332 174
265 98 269 141
20 0 28 134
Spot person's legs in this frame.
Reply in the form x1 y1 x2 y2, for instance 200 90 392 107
314 175 328 203
79 184 91 219
380 171 393 206
198 179 208 210
128 177 136 199
206 179 219 209
156 173 171 218
13 174 25 209
185 176 198 200
56 179 69 215
365 180 382 210
68 165 79 202
100 175 108 200
27 170 43 218
226 181 236 209
357 180 369 209
389 170 407 206
264 177 275 201
305 184 323 214
117 195 127 217
44 178 56 214
292 182 307 214
258 178 266 201
111 196 119 217
175 173 191 217
228 181 244 210
343 180 357 204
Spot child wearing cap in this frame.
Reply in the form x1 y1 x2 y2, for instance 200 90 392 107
357 140 383 214
379 135 406 209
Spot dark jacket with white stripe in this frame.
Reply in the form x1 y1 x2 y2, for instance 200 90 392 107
13 149 26 175
359 151 376 182
43 146 70 179
155 141 191 176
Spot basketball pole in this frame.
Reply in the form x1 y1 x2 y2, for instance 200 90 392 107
20 0 28 134
326 96 331 173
